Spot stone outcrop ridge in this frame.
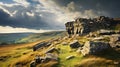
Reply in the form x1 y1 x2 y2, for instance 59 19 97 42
65 16 120 37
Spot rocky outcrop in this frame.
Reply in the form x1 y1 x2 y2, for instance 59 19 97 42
65 16 120 37
80 41 111 56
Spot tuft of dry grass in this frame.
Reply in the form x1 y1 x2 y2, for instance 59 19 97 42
37 60 58 67
75 57 119 67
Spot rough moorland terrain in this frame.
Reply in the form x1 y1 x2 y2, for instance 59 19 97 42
0 16 120 67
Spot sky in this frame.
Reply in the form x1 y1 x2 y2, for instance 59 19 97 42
0 0 120 33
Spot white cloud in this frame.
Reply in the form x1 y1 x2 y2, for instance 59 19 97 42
26 12 35 16
0 5 13 16
12 10 17 15
0 2 20 7
0 5 18 17
0 0 107 31
0 26 53 33
38 0 98 23
13 0 30 7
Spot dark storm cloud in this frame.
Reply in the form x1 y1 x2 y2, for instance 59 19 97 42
0 9 47 29
54 0 120 17
0 0 120 31
0 9 10 23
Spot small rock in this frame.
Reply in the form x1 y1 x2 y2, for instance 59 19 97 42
45 47 56 53
30 61 36 67
69 40 82 48
45 53 58 61
76 47 83 53
66 55 75 60
34 56 41 63
114 61 119 65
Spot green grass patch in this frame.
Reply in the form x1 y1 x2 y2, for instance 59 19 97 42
56 44 84 67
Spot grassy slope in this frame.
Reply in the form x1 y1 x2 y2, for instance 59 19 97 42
0 40 43 67
0 31 66 67
0 31 120 67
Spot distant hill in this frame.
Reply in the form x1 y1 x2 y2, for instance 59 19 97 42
0 31 66 45
16 31 66 43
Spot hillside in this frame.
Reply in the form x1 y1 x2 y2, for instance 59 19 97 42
16 31 66 44
0 33 32 45
0 31 66 45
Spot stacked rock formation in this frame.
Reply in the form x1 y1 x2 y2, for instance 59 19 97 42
65 16 120 37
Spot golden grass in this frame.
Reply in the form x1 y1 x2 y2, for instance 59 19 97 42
0 35 120 67
37 60 58 67
0 39 49 67
75 57 117 67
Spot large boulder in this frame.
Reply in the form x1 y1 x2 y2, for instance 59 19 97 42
80 41 111 56
69 40 82 48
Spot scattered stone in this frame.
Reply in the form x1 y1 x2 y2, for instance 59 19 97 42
66 55 75 60
80 41 111 56
69 40 82 48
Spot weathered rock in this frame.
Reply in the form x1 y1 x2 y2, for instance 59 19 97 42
98 30 120 35
33 42 51 51
30 61 36 67
76 47 83 53
34 56 41 63
65 16 120 36
109 35 120 48
69 40 82 48
80 41 111 56
45 47 57 53
66 55 75 60
65 21 74 36
45 53 58 61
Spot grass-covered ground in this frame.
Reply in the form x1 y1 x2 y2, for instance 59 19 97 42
0 31 120 67
0 40 45 67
